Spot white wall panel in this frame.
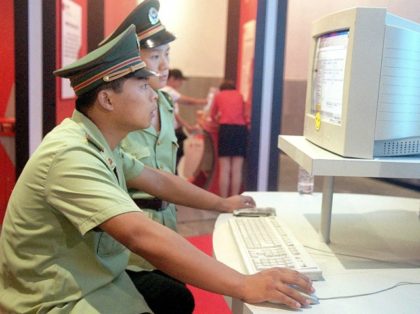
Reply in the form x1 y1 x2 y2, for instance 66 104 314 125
285 0 420 80
153 0 228 77
28 0 43 155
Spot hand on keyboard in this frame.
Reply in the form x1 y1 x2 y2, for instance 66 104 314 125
240 268 315 309
217 195 256 213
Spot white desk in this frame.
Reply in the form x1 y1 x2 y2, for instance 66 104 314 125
213 192 420 314
278 135 420 242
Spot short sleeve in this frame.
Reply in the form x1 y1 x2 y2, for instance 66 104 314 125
210 95 219 121
45 146 140 235
121 149 145 180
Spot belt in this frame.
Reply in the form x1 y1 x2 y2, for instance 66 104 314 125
133 198 169 211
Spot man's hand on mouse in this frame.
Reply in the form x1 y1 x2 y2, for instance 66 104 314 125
238 268 315 309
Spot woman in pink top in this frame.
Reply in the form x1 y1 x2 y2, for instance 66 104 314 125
211 80 248 197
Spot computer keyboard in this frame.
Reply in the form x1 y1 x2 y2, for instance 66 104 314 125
229 216 323 280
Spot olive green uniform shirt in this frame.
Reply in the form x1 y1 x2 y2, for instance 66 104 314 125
0 110 151 314
121 90 178 231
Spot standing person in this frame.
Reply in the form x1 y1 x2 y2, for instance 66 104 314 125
164 69 208 107
0 25 315 314
211 80 249 197
162 68 207 166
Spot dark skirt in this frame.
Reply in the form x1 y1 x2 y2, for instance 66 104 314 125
218 124 248 157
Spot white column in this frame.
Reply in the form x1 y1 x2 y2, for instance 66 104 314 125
257 0 278 191
28 0 43 155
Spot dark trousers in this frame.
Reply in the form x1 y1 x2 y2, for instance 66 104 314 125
127 269 195 314
175 127 187 167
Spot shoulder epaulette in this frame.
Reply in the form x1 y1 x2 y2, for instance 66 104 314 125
160 90 174 107
86 134 104 152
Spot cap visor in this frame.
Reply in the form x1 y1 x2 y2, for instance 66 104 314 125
141 30 176 49
133 67 157 79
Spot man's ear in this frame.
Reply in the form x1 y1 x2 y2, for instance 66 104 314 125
97 90 114 111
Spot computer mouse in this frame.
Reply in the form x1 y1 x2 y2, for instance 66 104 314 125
296 290 319 305
233 207 276 217
289 285 319 305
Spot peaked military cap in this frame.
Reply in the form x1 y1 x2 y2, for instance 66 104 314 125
99 0 175 49
54 25 155 96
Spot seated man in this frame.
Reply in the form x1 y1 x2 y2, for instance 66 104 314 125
0 25 314 314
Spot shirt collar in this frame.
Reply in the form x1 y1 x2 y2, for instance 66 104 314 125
158 89 173 112
71 110 119 170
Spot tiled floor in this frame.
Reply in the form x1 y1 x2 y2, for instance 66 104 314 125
177 153 420 237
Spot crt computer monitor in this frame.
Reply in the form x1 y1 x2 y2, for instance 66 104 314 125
303 7 420 159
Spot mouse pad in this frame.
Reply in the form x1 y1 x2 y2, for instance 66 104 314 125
304 210 420 269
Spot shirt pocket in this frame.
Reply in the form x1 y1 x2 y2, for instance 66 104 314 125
96 231 126 257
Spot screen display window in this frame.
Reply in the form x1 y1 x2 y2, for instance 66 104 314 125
311 30 349 125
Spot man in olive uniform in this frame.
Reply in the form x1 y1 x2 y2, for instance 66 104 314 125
99 2 200 307
0 26 158 314
0 25 314 314
100 0 180 231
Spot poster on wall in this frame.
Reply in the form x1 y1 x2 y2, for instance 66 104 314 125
60 0 82 99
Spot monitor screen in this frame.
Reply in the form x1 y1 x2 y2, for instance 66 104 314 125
311 30 349 126
303 7 420 158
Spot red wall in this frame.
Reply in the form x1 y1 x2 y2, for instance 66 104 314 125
104 0 138 37
0 0 16 223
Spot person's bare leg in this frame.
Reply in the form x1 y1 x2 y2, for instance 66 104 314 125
218 157 231 198
231 156 244 196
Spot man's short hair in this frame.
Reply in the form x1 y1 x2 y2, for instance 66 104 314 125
168 69 187 80
75 73 137 112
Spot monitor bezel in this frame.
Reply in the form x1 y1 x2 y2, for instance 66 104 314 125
303 7 387 158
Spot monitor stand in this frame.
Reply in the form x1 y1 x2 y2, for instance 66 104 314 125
278 135 420 243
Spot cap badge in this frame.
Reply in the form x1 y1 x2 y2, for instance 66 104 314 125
148 7 159 25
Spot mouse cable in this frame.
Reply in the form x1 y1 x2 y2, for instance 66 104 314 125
303 244 420 267
318 282 420 301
